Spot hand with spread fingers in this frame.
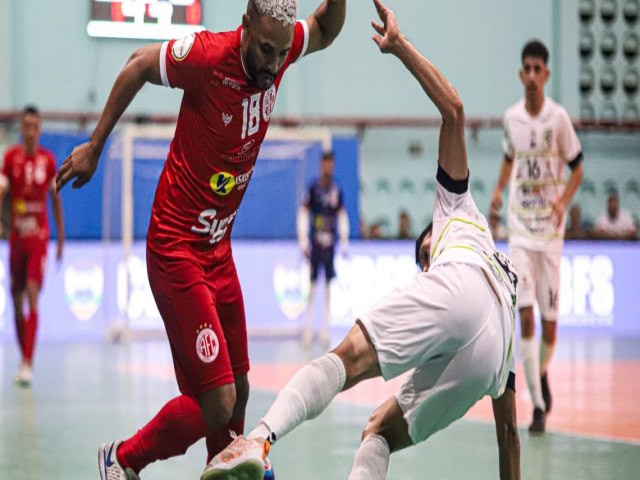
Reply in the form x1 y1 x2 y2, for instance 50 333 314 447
371 0 402 55
55 141 101 192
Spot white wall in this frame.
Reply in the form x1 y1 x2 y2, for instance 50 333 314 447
3 0 561 117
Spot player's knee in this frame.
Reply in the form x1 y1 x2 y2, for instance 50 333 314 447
361 412 384 440
198 383 237 432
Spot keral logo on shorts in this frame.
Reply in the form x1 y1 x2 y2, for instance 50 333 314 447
210 172 236 196
172 33 195 61
196 325 219 363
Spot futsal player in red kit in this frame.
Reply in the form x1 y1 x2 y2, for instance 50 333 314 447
0 106 65 388
55 1 347 479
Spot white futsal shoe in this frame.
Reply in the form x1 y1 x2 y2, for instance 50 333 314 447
98 441 140 480
13 362 32 387
201 433 268 480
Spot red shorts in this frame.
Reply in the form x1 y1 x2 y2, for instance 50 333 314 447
9 237 48 294
146 247 249 396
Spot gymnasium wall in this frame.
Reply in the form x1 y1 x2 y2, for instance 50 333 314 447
1 0 557 116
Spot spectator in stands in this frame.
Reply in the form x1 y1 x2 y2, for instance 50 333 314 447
369 222 384 239
397 210 412 239
595 190 638 240
488 209 508 241
565 204 591 240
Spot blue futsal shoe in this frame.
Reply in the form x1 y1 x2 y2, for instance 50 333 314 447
263 457 275 480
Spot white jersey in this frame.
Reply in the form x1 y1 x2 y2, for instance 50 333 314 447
430 174 518 396
595 210 637 236
502 98 582 251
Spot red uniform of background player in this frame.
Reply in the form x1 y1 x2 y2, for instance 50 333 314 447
0 106 65 387
55 1 347 479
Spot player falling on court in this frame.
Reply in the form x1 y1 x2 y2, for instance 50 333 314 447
491 40 584 433
55 1 347 479
297 151 349 349
204 2 520 479
0 106 65 388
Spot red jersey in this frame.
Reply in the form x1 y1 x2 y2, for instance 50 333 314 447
1 145 57 241
149 20 309 265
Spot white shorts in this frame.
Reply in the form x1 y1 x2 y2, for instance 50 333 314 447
508 245 561 320
359 262 511 444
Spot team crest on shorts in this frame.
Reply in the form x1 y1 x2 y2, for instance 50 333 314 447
196 325 219 363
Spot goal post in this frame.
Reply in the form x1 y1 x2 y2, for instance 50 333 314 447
103 122 333 341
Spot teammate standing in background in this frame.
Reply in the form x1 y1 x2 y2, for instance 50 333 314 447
297 151 349 349
205 2 520 479
0 106 65 387
55 1 347 479
491 40 584 433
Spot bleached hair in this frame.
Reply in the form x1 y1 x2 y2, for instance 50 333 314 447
251 0 297 26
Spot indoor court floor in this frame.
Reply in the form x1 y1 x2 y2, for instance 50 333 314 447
1 335 639 479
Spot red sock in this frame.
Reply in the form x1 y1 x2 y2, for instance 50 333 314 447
117 394 208 474
23 311 38 364
206 418 245 463
14 312 26 358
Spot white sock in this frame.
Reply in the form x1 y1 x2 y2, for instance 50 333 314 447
348 434 390 480
539 339 556 375
248 352 347 442
521 337 545 410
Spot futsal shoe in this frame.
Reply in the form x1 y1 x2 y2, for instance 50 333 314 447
263 457 275 480
528 407 546 433
201 434 269 480
540 373 552 413
13 362 32 387
98 441 140 480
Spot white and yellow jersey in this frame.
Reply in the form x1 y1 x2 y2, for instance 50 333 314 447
502 98 582 252
430 170 518 396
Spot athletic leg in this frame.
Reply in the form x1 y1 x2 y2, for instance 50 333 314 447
23 280 40 366
201 323 381 479
510 246 545 429
250 322 381 442
537 249 561 415
303 247 320 348
320 248 336 349
107 250 237 476
348 397 411 480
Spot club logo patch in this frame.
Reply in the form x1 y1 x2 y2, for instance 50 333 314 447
196 326 219 363
210 172 236 196
172 33 196 61
262 85 276 121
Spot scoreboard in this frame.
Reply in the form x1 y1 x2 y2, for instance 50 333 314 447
87 0 204 40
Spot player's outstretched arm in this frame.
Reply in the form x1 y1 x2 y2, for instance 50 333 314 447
306 0 347 55
56 44 163 192
370 0 467 181
491 388 521 480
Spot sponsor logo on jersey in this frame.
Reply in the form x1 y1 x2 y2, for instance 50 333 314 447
171 33 195 61
196 325 219 363
191 208 238 244
222 113 233 127
210 172 236 196
235 167 253 191
222 76 242 91
13 199 27 215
